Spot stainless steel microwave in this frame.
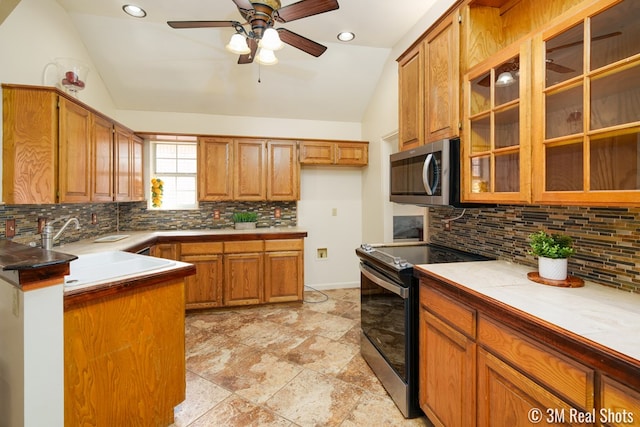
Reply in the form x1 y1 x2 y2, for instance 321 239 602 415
390 138 463 207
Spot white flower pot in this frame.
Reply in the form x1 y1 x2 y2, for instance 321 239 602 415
234 222 256 230
538 256 568 281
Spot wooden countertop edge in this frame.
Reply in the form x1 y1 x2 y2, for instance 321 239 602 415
63 263 196 310
110 230 309 254
414 268 640 391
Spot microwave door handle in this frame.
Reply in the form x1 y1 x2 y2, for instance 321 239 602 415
422 153 440 196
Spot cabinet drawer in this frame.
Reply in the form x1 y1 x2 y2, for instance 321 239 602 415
478 316 594 410
600 376 640 427
180 242 223 255
420 283 476 338
224 240 264 253
265 239 304 252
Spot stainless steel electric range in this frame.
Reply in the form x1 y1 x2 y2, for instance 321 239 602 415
355 242 492 418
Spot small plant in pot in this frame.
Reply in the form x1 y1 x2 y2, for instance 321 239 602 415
528 230 575 281
232 212 258 230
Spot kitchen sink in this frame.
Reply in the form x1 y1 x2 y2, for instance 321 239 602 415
65 250 175 288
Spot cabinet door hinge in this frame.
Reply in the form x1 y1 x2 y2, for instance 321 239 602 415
458 122 463 130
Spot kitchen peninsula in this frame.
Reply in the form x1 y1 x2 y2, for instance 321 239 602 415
0 239 196 426
1 227 306 426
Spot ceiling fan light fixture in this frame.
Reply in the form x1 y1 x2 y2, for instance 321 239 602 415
122 4 146 18
256 48 278 65
259 28 284 51
496 71 516 87
337 32 355 42
226 33 251 55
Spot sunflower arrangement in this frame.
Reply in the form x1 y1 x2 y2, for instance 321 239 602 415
151 178 164 208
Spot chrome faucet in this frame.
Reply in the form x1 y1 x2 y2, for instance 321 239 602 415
42 217 81 250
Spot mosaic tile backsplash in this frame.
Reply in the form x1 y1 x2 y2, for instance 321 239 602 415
429 205 640 294
0 201 297 248
2 201 638 293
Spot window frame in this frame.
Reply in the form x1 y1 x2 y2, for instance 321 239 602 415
148 138 198 210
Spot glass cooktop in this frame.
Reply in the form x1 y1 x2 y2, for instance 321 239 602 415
358 242 491 269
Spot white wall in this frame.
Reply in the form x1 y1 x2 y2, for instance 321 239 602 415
0 0 116 115
298 167 363 289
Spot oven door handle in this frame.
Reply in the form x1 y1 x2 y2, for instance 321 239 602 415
360 264 409 299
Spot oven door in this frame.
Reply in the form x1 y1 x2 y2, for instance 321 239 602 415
360 263 410 381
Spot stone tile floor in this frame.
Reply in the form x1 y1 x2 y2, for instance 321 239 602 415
171 288 431 427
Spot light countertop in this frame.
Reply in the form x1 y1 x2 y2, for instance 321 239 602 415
415 260 640 363
56 227 308 255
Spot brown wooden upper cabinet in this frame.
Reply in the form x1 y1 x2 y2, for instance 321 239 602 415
456 0 640 206
531 0 640 206
398 43 424 151
2 84 144 204
398 7 460 151
298 140 368 166
267 140 300 200
198 137 299 201
462 40 533 204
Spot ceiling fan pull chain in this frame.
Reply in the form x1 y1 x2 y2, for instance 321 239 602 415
258 63 261 83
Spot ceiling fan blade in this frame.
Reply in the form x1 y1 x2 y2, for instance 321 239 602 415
277 28 327 57
275 0 339 23
545 60 574 73
167 20 238 29
238 38 258 64
231 0 253 10
546 31 622 53
231 0 254 21
476 74 491 87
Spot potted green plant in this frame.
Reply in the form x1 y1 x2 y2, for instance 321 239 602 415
232 212 258 230
528 230 575 280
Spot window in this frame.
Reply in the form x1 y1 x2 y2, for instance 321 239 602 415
150 136 198 209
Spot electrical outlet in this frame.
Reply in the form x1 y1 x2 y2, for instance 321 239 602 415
213 209 221 220
331 208 338 216
274 207 281 218
5 219 16 238
38 217 47 234
91 213 98 225
444 221 451 231
317 248 328 259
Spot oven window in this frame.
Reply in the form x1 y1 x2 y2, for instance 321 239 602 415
360 271 408 381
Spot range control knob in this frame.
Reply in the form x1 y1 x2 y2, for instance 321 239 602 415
360 243 374 252
393 257 409 268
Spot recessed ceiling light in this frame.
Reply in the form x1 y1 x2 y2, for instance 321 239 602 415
337 32 355 42
123 4 147 18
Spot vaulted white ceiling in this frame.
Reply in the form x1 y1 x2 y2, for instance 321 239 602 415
55 0 441 122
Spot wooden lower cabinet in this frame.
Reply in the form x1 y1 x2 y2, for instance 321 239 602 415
420 309 476 427
477 348 577 427
64 278 185 426
224 240 264 306
181 242 223 309
151 243 179 260
600 376 640 427
152 237 304 309
418 279 609 427
264 239 304 303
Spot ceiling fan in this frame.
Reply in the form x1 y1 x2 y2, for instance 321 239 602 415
167 0 339 64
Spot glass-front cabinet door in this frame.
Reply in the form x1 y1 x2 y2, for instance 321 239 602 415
462 41 532 203
532 0 640 205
